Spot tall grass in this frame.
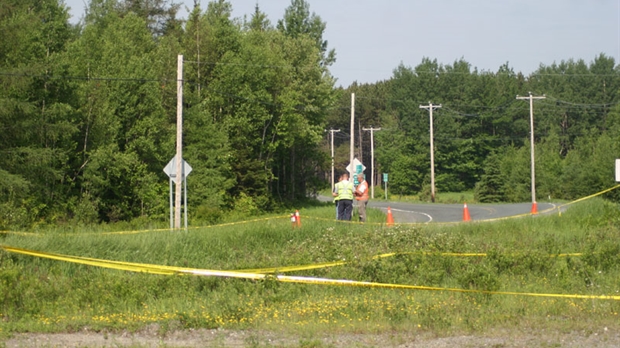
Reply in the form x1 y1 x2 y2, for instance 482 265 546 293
0 199 619 336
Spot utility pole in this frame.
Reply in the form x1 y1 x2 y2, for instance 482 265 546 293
358 122 363 162
175 55 183 229
349 93 355 176
419 103 441 203
516 92 545 213
326 128 341 191
362 126 381 198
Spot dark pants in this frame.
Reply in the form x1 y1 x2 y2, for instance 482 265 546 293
335 200 340 219
338 199 353 221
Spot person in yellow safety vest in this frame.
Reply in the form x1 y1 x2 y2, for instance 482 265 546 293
355 173 369 222
332 173 354 220
332 174 344 219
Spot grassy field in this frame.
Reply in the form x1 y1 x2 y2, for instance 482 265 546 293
0 198 619 341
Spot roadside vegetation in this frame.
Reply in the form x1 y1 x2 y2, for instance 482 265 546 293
1 198 619 339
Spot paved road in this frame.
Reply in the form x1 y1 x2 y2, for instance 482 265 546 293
317 195 559 223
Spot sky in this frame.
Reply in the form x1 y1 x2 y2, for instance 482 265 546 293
64 0 619 87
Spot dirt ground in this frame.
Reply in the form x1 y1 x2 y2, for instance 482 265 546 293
4 326 620 348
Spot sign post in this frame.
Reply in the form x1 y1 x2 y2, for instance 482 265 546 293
163 155 192 230
383 173 388 200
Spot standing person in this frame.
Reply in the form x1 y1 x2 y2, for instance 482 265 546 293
355 173 369 222
333 173 354 220
333 174 343 219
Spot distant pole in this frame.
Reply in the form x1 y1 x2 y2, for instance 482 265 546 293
358 122 363 162
175 55 183 229
385 177 388 200
326 129 341 191
363 126 381 198
349 93 355 176
516 92 545 207
184 170 188 230
419 103 441 203
169 179 173 229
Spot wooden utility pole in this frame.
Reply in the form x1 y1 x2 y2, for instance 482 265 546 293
362 126 381 198
419 103 441 203
326 128 341 191
349 93 355 176
175 55 183 229
358 121 363 162
516 92 545 212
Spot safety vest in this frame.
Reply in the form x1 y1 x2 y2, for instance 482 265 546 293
333 186 340 202
336 181 354 200
356 180 369 201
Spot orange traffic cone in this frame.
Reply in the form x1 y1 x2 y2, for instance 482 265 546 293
290 213 297 229
386 206 395 226
463 203 471 222
295 210 302 227
531 202 538 215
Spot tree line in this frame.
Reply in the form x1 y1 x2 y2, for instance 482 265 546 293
1 0 618 228
0 0 335 227
328 57 620 203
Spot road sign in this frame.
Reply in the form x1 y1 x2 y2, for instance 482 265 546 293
164 155 192 230
163 155 193 183
383 173 388 199
346 158 366 175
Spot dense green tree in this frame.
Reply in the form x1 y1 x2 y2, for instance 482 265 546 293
0 0 75 226
206 24 334 203
474 153 504 203
561 131 620 200
277 0 335 66
115 0 182 36
65 10 172 221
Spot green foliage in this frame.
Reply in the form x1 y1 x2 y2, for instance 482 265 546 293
474 152 504 202
1 199 620 335
1 0 620 228
0 0 336 227
458 264 501 292
277 0 335 66
370 56 620 202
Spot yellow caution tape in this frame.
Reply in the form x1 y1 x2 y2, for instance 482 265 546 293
2 245 612 301
0 216 289 237
557 184 620 209
99 215 289 235
0 244 581 277
263 274 620 301
239 251 583 274
0 231 38 236
1 245 186 275
239 252 489 274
